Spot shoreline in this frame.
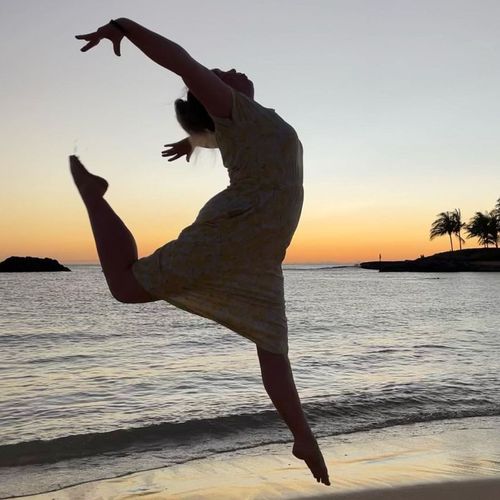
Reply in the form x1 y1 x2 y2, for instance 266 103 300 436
12 415 500 499
360 248 500 272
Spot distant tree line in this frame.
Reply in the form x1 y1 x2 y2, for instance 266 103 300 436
430 197 500 250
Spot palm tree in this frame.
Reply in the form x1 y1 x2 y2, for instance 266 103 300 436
490 210 499 249
451 208 466 250
430 212 457 251
492 198 500 248
466 211 498 248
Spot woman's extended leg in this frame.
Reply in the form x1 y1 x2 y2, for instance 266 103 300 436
256 346 330 485
69 155 155 303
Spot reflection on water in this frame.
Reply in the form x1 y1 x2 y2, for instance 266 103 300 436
1 266 499 446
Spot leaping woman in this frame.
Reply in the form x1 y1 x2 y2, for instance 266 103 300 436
72 18 330 485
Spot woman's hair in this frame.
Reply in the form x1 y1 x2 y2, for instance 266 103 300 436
175 91 215 134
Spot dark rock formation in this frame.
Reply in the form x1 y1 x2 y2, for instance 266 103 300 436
360 248 500 272
0 256 71 272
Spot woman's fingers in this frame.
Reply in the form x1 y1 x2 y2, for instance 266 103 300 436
76 28 122 55
162 140 191 162
162 149 177 156
80 39 100 52
75 32 101 52
112 38 122 57
162 150 190 162
75 32 96 40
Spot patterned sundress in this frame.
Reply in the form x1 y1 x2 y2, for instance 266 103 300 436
132 89 303 354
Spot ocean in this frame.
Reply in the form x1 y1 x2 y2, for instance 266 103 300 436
1 265 499 497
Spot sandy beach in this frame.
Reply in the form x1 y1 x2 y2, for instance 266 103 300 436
15 416 499 499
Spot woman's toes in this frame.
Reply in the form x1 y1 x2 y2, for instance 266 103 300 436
69 156 108 198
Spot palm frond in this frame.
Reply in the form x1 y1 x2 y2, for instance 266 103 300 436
466 211 498 247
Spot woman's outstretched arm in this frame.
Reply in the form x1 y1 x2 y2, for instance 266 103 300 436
112 19 199 77
76 19 232 118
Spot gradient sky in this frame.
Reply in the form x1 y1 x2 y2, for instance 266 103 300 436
1 0 499 264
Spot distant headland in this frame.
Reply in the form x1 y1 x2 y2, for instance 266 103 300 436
0 256 71 273
360 248 500 272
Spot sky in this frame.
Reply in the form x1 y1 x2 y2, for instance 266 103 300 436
0 0 499 264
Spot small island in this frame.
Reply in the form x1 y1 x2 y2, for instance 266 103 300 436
360 248 500 272
0 256 71 273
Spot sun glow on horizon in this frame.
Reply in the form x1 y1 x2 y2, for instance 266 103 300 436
1 1 499 266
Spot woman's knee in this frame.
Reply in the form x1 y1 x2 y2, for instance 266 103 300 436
108 274 155 304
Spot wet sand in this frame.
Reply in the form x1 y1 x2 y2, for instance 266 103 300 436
18 416 500 499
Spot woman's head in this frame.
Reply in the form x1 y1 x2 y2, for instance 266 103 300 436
174 68 254 136
212 68 254 99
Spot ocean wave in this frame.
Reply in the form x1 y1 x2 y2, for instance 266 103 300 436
2 386 498 468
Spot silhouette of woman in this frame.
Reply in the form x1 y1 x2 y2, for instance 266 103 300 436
72 18 329 485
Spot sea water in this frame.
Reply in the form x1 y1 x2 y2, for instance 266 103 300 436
0 265 499 497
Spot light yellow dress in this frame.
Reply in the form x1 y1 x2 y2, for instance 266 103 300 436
132 89 303 354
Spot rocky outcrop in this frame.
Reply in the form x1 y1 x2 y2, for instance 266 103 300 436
0 256 71 272
360 248 500 272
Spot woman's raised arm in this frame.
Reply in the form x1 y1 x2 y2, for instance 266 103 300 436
76 18 232 119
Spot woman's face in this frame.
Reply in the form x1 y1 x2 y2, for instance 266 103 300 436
213 68 254 99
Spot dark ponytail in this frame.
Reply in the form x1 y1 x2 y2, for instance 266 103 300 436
175 91 215 134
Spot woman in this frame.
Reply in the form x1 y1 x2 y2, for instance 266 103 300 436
72 18 330 485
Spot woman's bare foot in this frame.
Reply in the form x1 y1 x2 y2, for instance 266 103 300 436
293 435 330 485
69 155 108 202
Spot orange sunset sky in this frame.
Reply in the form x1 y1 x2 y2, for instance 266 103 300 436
1 0 499 264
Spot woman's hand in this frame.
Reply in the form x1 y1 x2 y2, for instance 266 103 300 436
75 22 124 56
162 138 193 163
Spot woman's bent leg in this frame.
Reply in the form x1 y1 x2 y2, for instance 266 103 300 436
256 346 330 485
69 155 155 304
